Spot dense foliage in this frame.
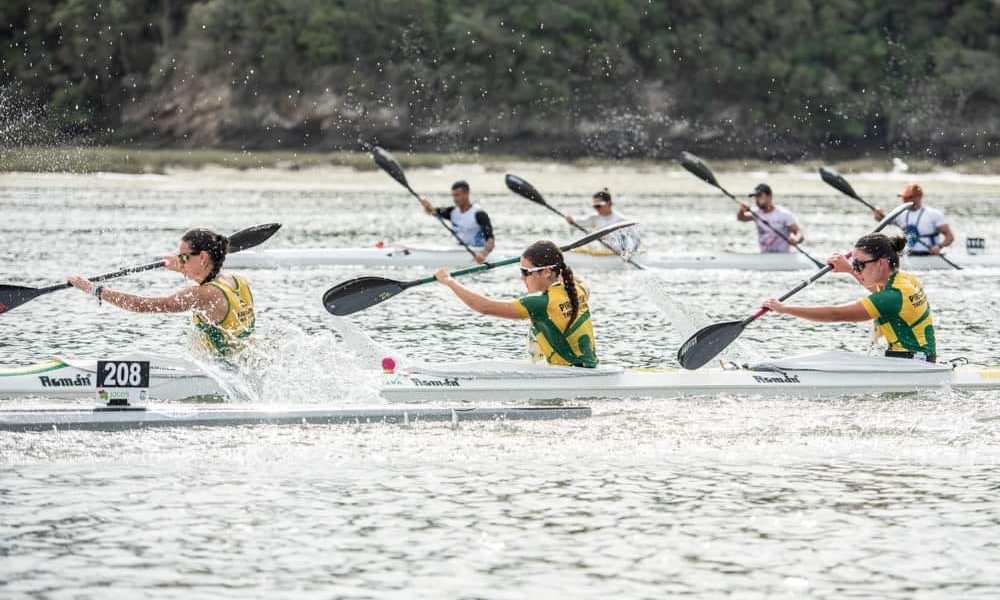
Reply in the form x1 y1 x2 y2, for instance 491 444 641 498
2 0 999 158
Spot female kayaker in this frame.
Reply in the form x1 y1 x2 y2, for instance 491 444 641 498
68 229 255 358
434 240 598 367
763 233 936 362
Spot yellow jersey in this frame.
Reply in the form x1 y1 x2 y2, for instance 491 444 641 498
859 271 935 355
192 275 255 357
512 281 598 367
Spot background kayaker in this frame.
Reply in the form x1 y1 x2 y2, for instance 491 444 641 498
762 233 936 362
419 180 495 263
737 183 804 253
433 240 598 367
565 189 640 253
68 229 255 358
872 184 955 256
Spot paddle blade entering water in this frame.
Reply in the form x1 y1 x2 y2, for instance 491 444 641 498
505 173 546 205
372 147 411 190
677 320 746 370
0 284 47 315
678 151 720 188
322 276 409 316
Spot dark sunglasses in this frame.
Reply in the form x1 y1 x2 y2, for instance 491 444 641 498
851 257 879 273
592 202 608 209
520 264 556 277
177 251 202 265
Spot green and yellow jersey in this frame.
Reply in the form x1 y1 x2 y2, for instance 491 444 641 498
192 275 255 357
860 271 935 356
512 281 598 368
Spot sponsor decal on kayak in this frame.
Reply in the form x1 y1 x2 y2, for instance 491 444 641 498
39 374 93 387
752 373 801 384
410 377 461 387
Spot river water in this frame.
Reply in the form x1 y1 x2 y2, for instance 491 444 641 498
2 164 1000 598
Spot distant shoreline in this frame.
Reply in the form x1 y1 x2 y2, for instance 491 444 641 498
2 146 1000 176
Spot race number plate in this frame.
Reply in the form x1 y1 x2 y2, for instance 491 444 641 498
96 360 150 406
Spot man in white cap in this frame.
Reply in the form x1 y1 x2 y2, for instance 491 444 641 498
873 184 954 256
737 183 803 253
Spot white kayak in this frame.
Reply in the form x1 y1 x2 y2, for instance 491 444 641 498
0 354 222 401
380 351 1000 402
225 246 1000 271
3 351 997 404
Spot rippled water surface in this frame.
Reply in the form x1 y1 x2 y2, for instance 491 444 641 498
2 167 1000 598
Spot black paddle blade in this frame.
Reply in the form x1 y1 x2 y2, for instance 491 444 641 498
322 276 409 316
677 320 746 370
372 147 410 189
505 173 546 205
228 223 282 253
0 284 47 315
818 166 860 200
678 151 720 188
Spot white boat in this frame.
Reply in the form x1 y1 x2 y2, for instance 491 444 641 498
380 351 1000 402
3 351 997 406
225 246 1000 271
0 354 222 401
0 404 591 432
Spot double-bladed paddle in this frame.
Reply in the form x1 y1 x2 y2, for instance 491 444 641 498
322 221 637 316
679 151 824 268
819 165 962 270
0 223 282 315
372 146 478 259
504 173 645 270
676 203 913 370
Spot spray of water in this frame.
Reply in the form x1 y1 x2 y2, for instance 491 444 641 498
637 272 763 367
185 319 384 405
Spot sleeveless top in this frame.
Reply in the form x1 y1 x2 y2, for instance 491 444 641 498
450 204 489 247
859 271 935 355
512 281 598 368
191 275 255 357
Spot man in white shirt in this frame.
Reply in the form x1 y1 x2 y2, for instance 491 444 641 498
419 180 495 263
565 189 640 253
873 184 954 256
737 184 803 253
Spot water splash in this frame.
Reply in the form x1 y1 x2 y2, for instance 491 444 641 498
187 320 384 405
637 272 764 366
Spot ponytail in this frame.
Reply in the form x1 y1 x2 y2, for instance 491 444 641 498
560 265 580 333
522 240 580 332
181 229 230 284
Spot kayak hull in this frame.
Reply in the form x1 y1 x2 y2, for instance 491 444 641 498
0 356 223 401
225 247 1000 271
2 352 997 404
0 405 591 432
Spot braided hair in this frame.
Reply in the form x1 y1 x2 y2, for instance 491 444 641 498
522 240 580 332
854 233 907 270
181 228 230 284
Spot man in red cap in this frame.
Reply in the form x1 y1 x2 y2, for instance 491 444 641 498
873 184 954 255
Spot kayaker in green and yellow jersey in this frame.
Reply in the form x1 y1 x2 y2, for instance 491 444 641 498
68 229 255 359
763 233 936 362
434 240 598 367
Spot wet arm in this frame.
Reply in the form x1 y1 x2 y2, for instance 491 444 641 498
438 277 523 319
772 301 871 322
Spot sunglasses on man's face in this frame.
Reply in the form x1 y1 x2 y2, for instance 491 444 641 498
851 257 879 273
592 202 608 209
519 264 556 277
